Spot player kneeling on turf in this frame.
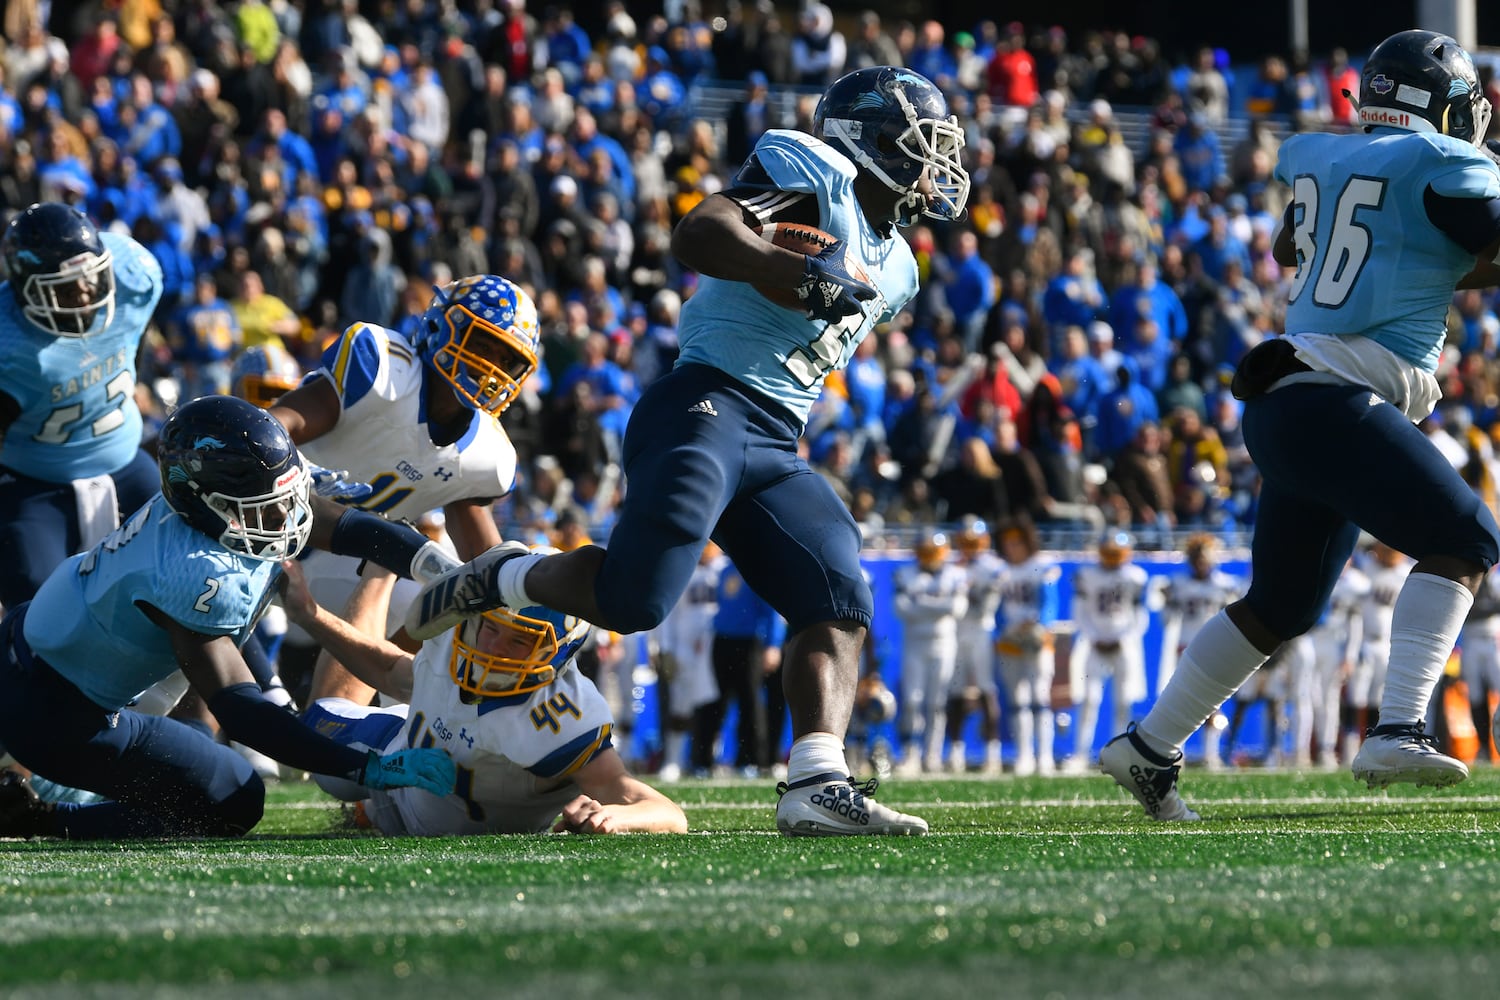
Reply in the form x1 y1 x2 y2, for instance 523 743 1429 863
282 555 687 835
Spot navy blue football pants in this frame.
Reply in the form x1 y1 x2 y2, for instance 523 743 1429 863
0 447 159 609
594 364 872 636
0 605 264 839
1241 381 1500 640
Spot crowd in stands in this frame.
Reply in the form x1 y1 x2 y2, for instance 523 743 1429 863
6 0 1500 552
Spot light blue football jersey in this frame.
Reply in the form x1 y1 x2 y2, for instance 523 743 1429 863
0 232 164 481
675 130 920 427
24 495 278 711
1276 128 1500 373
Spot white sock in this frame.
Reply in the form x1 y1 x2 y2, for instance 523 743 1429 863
787 732 849 783
1379 573 1473 727
496 552 545 609
1140 610 1269 758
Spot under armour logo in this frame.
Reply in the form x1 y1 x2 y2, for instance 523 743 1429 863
434 466 455 481
688 400 718 417
458 727 475 749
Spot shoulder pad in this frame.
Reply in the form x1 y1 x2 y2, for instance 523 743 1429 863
743 130 858 195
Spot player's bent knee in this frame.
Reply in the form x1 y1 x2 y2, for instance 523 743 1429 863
210 772 267 837
595 592 671 635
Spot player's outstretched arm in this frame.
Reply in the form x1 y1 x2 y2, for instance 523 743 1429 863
268 372 342 444
280 560 416 703
144 602 450 794
553 747 688 834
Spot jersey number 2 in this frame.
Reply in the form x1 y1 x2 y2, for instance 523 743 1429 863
1287 174 1388 309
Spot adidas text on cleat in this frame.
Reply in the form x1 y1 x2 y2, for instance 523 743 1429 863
404 541 533 641
1351 721 1470 788
775 772 927 836
1099 723 1201 821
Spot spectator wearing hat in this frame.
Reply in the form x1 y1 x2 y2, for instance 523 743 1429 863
153 157 211 256
791 3 844 87
637 46 687 129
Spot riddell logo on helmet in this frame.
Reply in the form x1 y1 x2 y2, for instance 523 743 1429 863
1360 107 1414 127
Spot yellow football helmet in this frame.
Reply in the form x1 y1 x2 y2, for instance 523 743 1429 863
230 343 303 408
450 601 591 698
916 531 951 570
1184 532 1219 575
956 518 991 557
1098 530 1134 569
416 275 539 417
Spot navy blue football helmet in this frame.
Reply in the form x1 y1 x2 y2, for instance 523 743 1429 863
812 66 970 227
1 202 115 336
158 395 313 561
1359 29 1491 145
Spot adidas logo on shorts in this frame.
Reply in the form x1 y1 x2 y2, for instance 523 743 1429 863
687 399 719 416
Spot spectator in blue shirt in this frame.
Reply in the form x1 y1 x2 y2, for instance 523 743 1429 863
1042 248 1106 356
1172 113 1224 195
943 229 998 353
699 560 787 775
1094 356 1160 462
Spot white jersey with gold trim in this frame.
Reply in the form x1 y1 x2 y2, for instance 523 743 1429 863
363 630 616 836
299 321 517 518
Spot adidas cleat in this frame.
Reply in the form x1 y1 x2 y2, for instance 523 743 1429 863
774 772 927 836
1351 722 1469 788
1099 723 1201 821
404 541 532 640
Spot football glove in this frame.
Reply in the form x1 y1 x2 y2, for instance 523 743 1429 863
797 241 878 324
306 464 375 504
361 748 457 795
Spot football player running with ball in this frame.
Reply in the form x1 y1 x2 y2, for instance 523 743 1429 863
1102 29 1500 820
407 66 968 836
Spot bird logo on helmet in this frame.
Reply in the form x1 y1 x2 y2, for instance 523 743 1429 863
157 395 314 560
1098 530 1134 569
449 548 591 698
1 203 116 337
414 274 540 417
813 66 970 228
1357 29 1491 145
230 343 304 408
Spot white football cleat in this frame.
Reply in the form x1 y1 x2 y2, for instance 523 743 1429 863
1351 722 1469 788
775 772 928 836
403 541 532 640
1099 724 1201 821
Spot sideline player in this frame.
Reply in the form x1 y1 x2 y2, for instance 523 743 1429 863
1103 29 1500 819
407 66 968 835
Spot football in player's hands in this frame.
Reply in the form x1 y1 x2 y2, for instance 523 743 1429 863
752 223 873 319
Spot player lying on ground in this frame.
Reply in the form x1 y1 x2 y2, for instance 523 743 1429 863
282 557 687 835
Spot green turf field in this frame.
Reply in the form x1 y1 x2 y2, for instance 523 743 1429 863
4 769 1500 999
